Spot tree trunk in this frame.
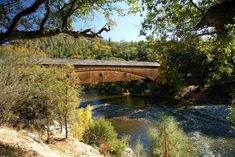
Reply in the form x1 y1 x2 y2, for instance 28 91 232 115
163 127 169 157
64 115 68 139
46 116 50 143
59 116 63 134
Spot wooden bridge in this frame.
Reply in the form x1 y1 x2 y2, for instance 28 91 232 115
38 58 160 84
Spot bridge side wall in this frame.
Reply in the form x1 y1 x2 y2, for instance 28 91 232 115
74 66 159 84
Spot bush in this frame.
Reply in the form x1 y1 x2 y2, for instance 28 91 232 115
83 118 127 156
134 138 147 157
148 114 197 157
83 118 117 146
109 137 128 157
73 105 93 139
157 61 184 96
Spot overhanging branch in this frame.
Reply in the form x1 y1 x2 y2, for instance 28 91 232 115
40 0 50 31
2 24 111 41
0 0 47 44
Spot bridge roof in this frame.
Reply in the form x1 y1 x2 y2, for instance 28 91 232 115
37 58 160 67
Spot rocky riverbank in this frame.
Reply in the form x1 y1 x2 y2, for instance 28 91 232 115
0 127 135 157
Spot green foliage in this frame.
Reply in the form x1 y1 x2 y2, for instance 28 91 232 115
141 0 234 97
83 118 117 146
148 115 197 157
109 137 128 157
134 138 147 157
83 118 127 156
15 35 151 61
15 32 235 99
140 0 229 39
158 61 184 95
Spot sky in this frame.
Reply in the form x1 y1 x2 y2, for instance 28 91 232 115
95 12 146 42
72 5 146 42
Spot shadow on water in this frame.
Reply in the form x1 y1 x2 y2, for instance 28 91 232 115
80 94 235 156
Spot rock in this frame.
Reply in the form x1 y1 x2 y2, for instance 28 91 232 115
124 148 136 157
0 127 103 157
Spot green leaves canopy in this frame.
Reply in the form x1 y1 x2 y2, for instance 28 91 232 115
140 0 235 39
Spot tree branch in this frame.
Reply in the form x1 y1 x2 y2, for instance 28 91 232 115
1 24 110 42
0 0 111 44
1 0 18 7
97 23 111 35
1 5 11 26
0 0 46 44
40 0 50 31
195 0 235 37
189 0 204 14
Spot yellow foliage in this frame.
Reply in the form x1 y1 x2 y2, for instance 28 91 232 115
73 105 93 139
0 45 47 57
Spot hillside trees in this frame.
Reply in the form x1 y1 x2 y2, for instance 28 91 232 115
15 35 152 61
0 0 138 44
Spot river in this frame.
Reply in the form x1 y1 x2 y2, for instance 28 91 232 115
80 94 235 157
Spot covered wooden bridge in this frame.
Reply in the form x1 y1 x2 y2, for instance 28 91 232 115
38 58 160 84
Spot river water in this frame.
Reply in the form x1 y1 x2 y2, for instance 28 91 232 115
80 94 235 157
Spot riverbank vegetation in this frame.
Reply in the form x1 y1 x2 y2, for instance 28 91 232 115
0 46 80 141
73 106 128 156
0 46 128 156
148 115 197 157
83 118 128 157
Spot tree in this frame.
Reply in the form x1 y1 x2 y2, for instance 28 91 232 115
0 0 138 44
141 0 235 98
141 0 235 39
148 115 197 157
0 45 81 141
52 64 80 139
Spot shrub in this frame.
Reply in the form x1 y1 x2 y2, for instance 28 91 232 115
148 114 197 157
83 118 127 156
73 105 93 139
134 138 147 157
83 118 117 146
109 137 128 157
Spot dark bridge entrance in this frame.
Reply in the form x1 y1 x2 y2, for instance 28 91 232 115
38 58 160 84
